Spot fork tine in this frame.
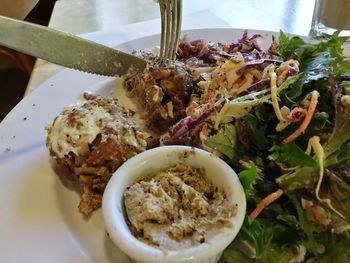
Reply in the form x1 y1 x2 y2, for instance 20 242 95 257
171 0 182 60
164 0 171 59
159 0 166 58
167 0 177 60
159 0 182 61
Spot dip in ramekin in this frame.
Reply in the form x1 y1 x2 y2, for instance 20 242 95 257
102 146 246 263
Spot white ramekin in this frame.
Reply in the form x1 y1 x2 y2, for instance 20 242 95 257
102 145 246 263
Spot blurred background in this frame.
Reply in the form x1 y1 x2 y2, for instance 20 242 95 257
0 0 316 122
0 0 56 121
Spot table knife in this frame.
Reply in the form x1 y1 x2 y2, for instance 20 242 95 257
0 15 147 77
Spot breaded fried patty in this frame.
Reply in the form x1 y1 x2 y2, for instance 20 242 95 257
46 93 148 215
124 53 194 133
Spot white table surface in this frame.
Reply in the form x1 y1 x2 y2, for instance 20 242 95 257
26 0 317 94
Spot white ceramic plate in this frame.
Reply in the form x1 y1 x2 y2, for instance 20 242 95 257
0 28 276 262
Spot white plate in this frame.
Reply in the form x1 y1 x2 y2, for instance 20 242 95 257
0 28 276 262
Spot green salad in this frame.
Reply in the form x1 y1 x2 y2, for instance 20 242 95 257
211 32 350 262
158 31 350 262
125 29 350 262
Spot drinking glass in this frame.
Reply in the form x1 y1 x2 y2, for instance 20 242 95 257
310 0 350 37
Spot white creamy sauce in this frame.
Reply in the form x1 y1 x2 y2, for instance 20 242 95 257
49 98 134 158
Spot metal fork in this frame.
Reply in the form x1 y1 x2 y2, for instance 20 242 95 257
159 0 182 61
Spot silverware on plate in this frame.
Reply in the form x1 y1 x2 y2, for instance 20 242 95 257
0 15 147 77
158 0 182 61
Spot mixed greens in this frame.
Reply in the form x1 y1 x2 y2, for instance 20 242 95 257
203 32 350 262
128 30 350 261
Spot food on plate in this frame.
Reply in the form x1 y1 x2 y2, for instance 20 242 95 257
46 93 149 215
123 163 237 249
102 145 245 263
124 53 195 133
124 31 350 262
47 29 350 262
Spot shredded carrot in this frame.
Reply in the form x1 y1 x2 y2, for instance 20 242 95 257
282 91 319 144
249 188 284 219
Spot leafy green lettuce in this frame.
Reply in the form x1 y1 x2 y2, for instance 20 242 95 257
277 74 350 225
208 30 350 262
215 74 301 127
269 142 317 167
278 31 350 98
237 163 261 199
205 123 237 162
278 30 347 62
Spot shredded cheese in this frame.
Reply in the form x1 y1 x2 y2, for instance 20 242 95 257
307 136 346 219
270 71 285 122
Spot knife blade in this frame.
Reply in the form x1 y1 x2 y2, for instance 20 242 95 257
0 15 147 77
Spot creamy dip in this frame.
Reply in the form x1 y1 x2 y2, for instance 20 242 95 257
123 164 237 250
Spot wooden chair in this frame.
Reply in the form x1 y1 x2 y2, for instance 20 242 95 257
0 0 47 76
0 47 35 76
